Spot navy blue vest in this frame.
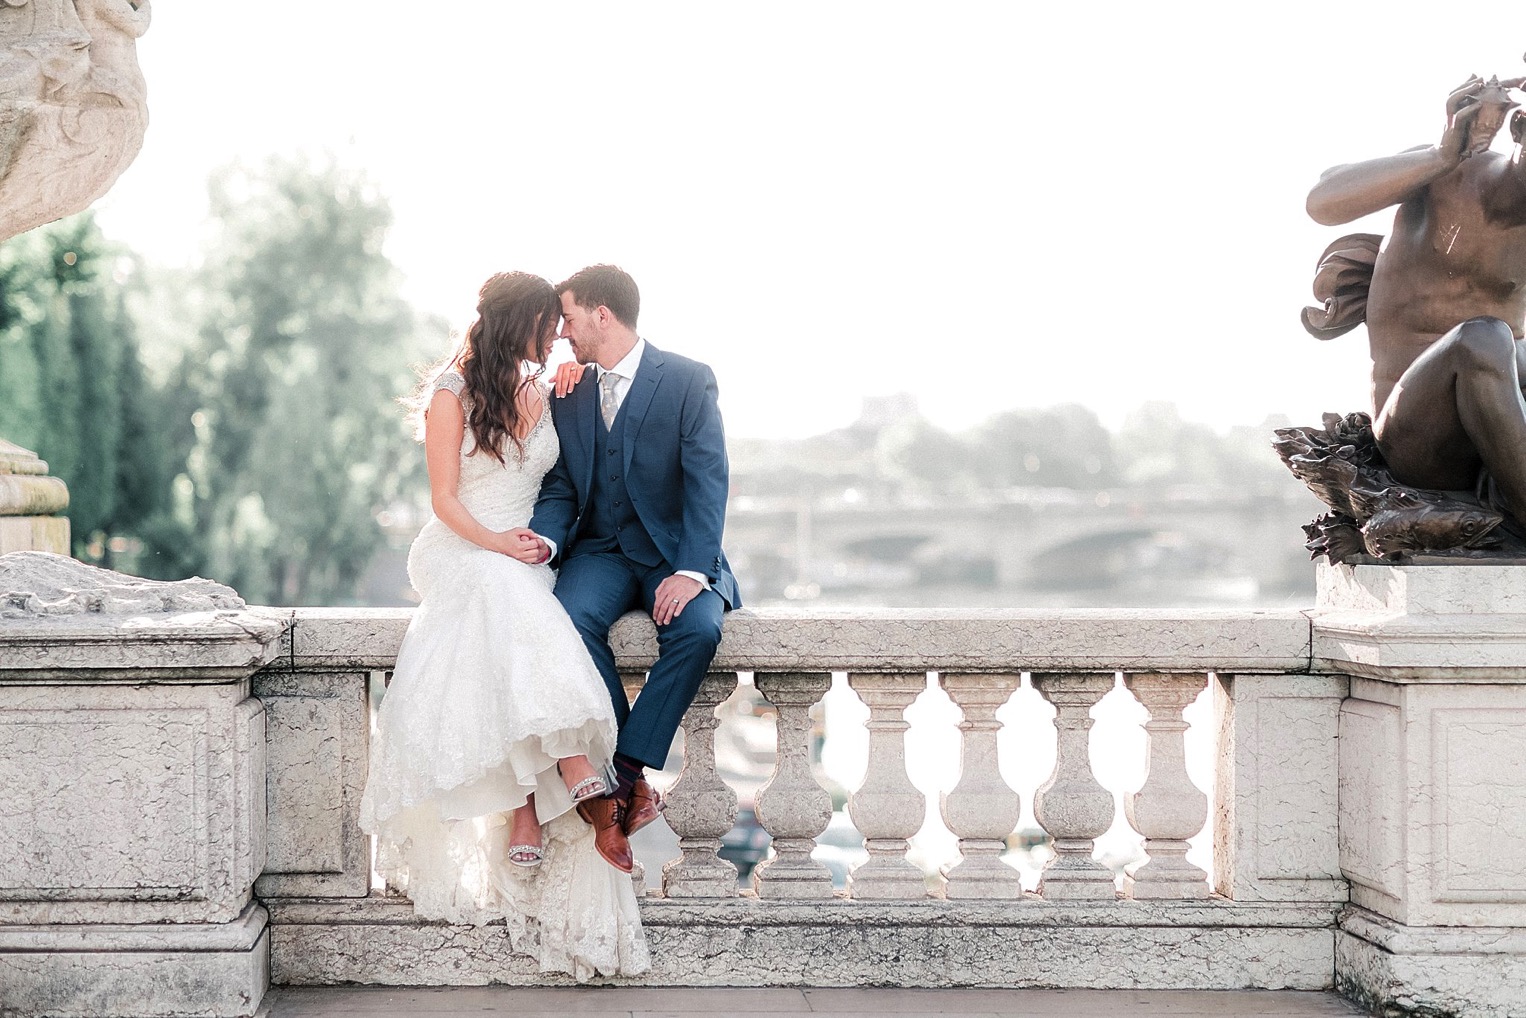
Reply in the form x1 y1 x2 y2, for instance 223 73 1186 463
570 400 664 567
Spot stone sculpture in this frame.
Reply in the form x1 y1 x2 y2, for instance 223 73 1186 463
0 549 244 617
1281 71 1526 562
0 0 150 241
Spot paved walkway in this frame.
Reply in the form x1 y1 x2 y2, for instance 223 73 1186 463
265 986 1369 1017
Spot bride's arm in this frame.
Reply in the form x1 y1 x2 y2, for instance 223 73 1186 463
424 390 544 563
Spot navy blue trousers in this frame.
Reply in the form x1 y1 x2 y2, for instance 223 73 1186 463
553 551 725 770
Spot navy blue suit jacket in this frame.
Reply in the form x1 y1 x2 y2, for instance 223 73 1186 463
531 343 740 609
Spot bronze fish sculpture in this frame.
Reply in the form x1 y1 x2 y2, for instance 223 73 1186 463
1360 491 1503 559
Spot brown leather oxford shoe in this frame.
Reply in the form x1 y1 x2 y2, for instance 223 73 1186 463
576 796 634 873
623 777 664 836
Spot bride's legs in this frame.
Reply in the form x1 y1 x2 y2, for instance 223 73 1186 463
558 754 607 802
507 796 543 865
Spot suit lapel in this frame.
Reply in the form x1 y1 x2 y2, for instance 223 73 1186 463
622 344 665 476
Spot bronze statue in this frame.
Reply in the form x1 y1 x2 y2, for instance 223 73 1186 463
1283 73 1526 561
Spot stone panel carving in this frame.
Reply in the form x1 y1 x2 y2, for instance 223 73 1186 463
0 0 151 241
1212 673 1346 903
1338 696 1403 904
0 681 263 925
1432 708 1526 902
254 671 369 899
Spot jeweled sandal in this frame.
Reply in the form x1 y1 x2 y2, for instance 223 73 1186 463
567 775 607 804
507 844 544 868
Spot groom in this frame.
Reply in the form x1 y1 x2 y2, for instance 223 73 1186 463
530 264 740 873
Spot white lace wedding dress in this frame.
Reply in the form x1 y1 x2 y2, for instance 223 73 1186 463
358 371 649 980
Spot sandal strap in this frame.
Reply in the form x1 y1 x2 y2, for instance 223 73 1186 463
507 844 543 858
568 776 606 799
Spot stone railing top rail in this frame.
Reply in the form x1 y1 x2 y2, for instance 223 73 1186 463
266 605 1314 674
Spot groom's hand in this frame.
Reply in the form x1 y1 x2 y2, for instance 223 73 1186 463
497 528 548 564
653 574 702 626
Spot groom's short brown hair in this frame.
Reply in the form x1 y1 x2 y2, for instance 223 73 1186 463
558 265 640 329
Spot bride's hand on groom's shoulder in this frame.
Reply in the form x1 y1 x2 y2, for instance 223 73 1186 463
552 361 585 398
491 527 549 564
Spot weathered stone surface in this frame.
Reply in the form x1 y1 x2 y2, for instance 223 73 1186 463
0 903 269 1018
1123 673 1209 899
845 672 929 900
0 551 244 617
752 672 835 899
254 671 370 899
1340 676 1526 927
0 472 68 515
1312 560 1526 680
660 673 739 898
1338 906 1526 1018
284 606 1313 675
0 681 264 925
1213 673 1347 903
1032 673 1117 900
0 0 152 242
0 514 69 555
939 673 1023 900
267 896 1337 990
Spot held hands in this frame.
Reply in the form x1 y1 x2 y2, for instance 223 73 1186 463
493 527 549 564
552 361 586 398
652 573 702 626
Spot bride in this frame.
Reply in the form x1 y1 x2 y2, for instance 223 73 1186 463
358 271 649 979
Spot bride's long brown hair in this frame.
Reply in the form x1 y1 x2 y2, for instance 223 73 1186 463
411 272 558 463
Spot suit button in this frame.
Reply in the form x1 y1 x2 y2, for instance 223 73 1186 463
608 449 617 456
614 501 622 507
610 475 619 481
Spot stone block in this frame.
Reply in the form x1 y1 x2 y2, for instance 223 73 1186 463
1213 673 1347 903
0 515 69 555
254 671 371 899
0 903 269 1018
287 606 1313 677
268 896 1337 990
1313 560 1526 680
1338 905 1526 1018
0 682 265 925
1340 677 1526 927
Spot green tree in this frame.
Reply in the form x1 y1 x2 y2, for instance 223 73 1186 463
0 213 171 563
162 157 428 605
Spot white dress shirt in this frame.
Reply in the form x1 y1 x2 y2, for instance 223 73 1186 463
541 338 710 591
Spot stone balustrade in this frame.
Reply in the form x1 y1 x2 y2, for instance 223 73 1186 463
9 561 1526 1017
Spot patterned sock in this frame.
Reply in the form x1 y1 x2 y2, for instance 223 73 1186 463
611 753 644 801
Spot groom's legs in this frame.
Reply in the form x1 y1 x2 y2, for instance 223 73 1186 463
617 566 726 769
553 553 643 728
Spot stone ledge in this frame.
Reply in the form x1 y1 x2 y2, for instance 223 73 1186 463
0 904 269 1018
268 896 1336 989
0 904 269 952
1340 905 1526 955
268 893 1340 929
1337 907 1526 1018
0 611 288 681
277 607 1314 674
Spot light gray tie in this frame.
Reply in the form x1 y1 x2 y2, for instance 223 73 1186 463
600 371 623 430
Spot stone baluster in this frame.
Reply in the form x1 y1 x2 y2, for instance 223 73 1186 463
1031 672 1117 899
938 672 1024 899
1122 672 1210 899
752 671 835 899
846 672 929 899
660 672 740 897
620 670 649 891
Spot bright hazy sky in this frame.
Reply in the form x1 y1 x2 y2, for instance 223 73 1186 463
91 2 1526 439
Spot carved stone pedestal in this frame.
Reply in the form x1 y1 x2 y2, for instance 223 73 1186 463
0 440 70 555
1315 561 1526 1018
0 553 284 1018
